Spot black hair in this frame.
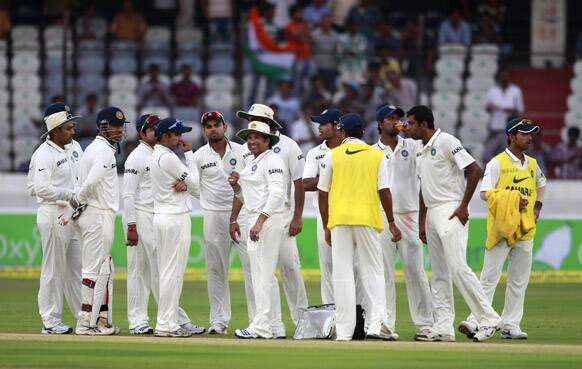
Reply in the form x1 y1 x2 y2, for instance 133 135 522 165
568 126 580 137
406 105 434 129
346 128 364 139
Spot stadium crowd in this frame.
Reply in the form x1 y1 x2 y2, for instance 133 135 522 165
0 0 580 177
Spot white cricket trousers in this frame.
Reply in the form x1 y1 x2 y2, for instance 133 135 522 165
467 239 533 330
154 212 192 332
203 209 255 327
331 225 390 340
380 211 433 332
126 210 191 330
247 212 287 338
273 209 308 325
317 213 334 304
37 204 82 328
426 202 501 336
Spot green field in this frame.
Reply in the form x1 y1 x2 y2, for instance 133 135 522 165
1 279 581 369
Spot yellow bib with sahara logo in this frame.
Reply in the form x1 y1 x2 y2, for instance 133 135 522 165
328 143 384 232
493 151 538 240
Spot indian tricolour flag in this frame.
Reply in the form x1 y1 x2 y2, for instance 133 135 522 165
246 6 295 80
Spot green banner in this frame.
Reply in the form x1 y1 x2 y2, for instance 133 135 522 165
1 214 581 272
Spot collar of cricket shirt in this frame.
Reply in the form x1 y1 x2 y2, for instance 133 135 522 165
96 135 116 151
424 128 442 149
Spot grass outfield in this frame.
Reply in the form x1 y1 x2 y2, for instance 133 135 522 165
1 279 581 369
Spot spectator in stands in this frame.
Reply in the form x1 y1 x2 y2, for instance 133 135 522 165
248 3 281 105
335 80 359 113
303 0 332 29
438 8 471 46
553 127 582 179
285 4 316 95
77 3 107 40
291 102 320 154
373 21 401 58
311 14 338 93
357 82 383 124
482 69 524 163
473 13 502 44
201 0 233 43
138 64 171 111
76 93 100 149
266 77 301 131
527 130 553 176
303 75 332 113
337 19 368 83
346 0 379 41
171 64 202 108
329 0 357 28
381 60 417 112
0 5 11 40
477 0 506 27
267 0 296 29
110 0 147 42
399 19 420 76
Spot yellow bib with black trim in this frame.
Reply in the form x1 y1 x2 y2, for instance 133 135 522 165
328 143 384 232
493 151 538 240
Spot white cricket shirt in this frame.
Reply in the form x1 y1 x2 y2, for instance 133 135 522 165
28 140 78 205
243 133 305 210
122 141 155 225
76 136 119 211
238 149 285 216
416 129 476 208
374 136 422 213
151 144 200 214
192 140 247 211
303 140 330 207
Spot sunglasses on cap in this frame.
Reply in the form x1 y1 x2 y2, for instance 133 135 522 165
201 111 225 124
141 114 160 131
168 119 184 130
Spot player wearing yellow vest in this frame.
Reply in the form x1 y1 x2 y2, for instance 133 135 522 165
459 118 546 340
318 113 402 341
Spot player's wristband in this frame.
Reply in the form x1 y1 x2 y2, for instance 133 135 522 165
387 218 395 223
230 221 238 225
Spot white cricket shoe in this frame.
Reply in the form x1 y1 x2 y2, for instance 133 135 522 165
366 332 399 341
458 320 478 339
180 322 205 335
75 324 120 336
42 322 73 334
501 328 528 340
414 328 455 342
155 327 192 337
473 326 498 342
234 328 259 339
130 324 154 335
272 326 286 339
208 324 227 335
97 317 121 335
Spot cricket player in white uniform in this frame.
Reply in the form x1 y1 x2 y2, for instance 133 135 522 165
122 114 160 335
236 104 308 337
73 107 129 335
318 113 402 341
192 111 255 334
28 103 83 334
302 108 343 304
459 118 546 340
373 105 433 340
151 117 205 337
228 121 286 339
406 105 501 342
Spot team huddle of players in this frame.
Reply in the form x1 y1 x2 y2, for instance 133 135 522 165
29 100 545 341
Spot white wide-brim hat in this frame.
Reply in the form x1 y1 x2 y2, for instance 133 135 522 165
236 103 282 130
40 110 81 139
236 120 280 145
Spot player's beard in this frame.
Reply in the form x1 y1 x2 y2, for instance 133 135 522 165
208 134 225 144
387 129 399 137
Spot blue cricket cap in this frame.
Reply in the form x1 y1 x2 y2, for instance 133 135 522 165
376 105 404 122
136 114 161 133
506 118 540 135
155 117 192 137
97 107 129 126
311 108 343 124
337 113 364 132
